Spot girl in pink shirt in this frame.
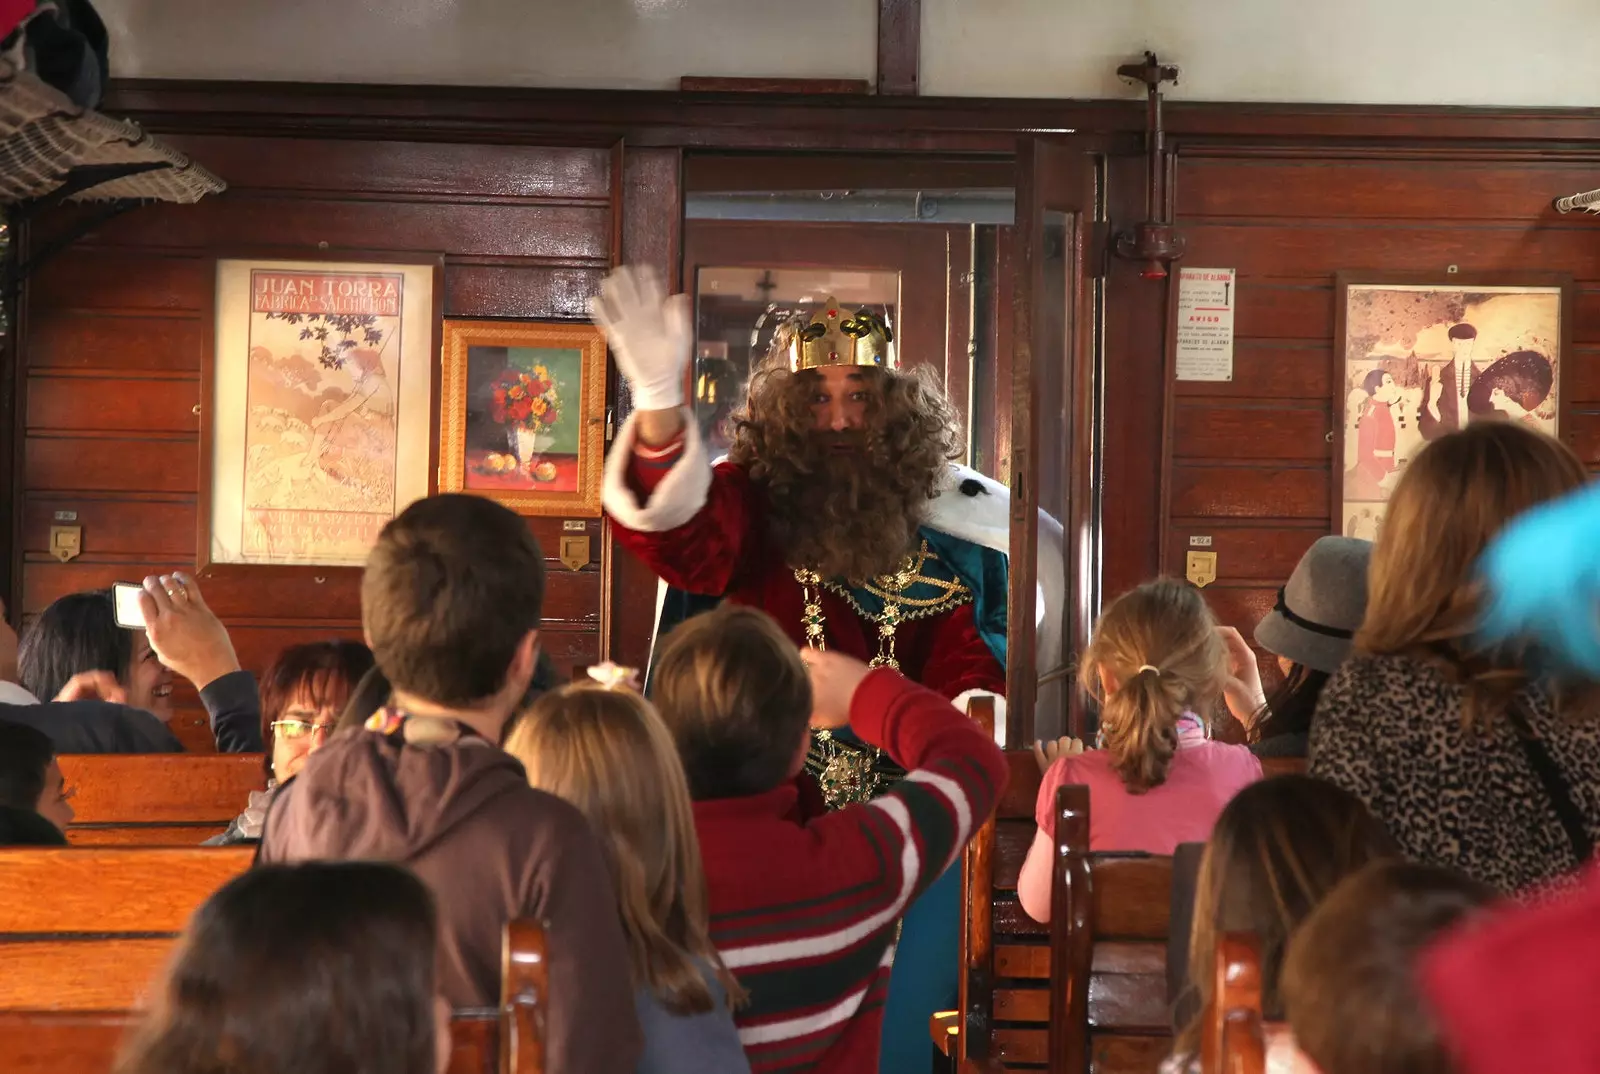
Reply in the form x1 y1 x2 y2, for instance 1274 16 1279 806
1018 579 1262 923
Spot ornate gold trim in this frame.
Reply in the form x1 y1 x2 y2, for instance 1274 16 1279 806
437 319 608 517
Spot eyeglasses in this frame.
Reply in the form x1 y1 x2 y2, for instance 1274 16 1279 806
271 719 336 741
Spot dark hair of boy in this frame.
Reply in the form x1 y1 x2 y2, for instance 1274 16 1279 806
114 862 442 1074
0 718 54 812
361 494 545 705
649 604 812 800
1282 859 1496 1074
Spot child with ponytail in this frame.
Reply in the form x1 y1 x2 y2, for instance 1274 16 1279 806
503 664 751 1074
1018 579 1262 923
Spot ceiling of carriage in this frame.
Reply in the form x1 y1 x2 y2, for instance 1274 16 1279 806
94 0 1600 108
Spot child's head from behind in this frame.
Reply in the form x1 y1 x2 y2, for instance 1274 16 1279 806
1179 775 1397 1052
1283 860 1495 1074
1081 579 1225 793
114 861 449 1074
651 604 812 801
362 494 545 712
504 680 741 1014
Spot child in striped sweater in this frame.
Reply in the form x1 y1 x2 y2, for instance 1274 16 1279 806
649 604 1006 1074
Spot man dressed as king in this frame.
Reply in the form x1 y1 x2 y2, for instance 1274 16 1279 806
594 265 1064 1070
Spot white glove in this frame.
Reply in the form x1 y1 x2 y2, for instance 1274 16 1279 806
590 265 692 411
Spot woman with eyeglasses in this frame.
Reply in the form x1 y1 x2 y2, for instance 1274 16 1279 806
207 640 373 845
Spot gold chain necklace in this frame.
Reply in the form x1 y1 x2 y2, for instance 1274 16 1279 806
795 558 915 810
794 557 916 668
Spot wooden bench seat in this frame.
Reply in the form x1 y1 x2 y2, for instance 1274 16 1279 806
0 845 549 1073
0 846 256 1010
57 753 267 846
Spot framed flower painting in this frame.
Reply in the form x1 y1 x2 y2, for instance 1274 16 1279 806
438 320 608 516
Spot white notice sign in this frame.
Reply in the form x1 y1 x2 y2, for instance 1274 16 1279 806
1175 267 1236 381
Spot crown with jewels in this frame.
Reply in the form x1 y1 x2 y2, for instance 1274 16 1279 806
774 296 896 372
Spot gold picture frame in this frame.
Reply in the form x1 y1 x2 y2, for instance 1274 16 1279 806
438 319 608 516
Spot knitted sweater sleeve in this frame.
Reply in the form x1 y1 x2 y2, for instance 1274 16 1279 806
813 668 1008 909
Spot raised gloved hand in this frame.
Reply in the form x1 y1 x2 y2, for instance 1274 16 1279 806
589 265 692 411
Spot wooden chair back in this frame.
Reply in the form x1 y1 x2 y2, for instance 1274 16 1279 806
1199 931 1272 1074
955 737 1108 1068
57 754 267 845
1048 784 1175 1074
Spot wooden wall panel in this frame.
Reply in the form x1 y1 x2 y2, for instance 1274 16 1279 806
17 136 622 747
1164 150 1600 673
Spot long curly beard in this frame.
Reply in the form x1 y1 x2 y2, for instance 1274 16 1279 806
760 430 937 582
728 364 964 584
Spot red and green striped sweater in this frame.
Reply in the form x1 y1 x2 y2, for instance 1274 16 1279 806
692 666 1007 1074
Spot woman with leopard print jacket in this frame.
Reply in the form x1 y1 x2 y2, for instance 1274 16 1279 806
1311 422 1600 895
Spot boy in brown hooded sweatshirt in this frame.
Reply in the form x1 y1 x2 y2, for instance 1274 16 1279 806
259 494 641 1072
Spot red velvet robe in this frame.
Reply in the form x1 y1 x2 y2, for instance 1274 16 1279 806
616 456 1005 701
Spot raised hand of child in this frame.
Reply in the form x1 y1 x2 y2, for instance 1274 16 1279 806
1217 625 1267 726
1032 735 1085 774
799 648 873 730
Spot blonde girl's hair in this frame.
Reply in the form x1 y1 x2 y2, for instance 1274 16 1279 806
503 683 746 1014
1357 421 1587 727
1079 579 1225 794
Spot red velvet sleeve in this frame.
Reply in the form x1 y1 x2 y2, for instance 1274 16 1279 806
920 603 1007 700
611 447 760 596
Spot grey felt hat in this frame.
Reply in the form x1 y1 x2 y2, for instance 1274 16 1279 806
1253 536 1373 675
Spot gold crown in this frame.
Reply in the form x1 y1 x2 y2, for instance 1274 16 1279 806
775 296 895 372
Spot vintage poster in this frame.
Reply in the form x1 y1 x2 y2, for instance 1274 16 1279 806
437 320 606 516
209 259 435 566
1338 280 1564 536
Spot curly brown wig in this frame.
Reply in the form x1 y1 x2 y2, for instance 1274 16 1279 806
726 363 963 582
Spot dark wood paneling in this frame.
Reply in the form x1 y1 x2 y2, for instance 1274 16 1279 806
22 560 603 621
1161 525 1324 583
25 436 197 494
1101 155 1170 601
1178 158 1600 222
21 496 198 558
1560 409 1600 462
1163 152 1597 624
1169 465 1329 520
75 197 611 263
25 314 203 371
443 265 605 320
614 146 683 671
28 251 206 312
1229 280 1332 341
161 135 613 201
1174 341 1330 400
1171 402 1330 461
18 132 624 683
1199 586 1279 635
1186 222 1600 279
26 375 199 433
